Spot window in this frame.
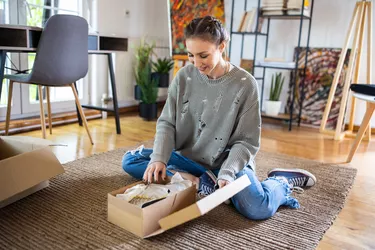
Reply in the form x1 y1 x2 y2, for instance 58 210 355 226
0 0 9 107
25 0 80 27
0 0 8 25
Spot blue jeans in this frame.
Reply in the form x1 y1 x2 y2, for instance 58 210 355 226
122 146 299 220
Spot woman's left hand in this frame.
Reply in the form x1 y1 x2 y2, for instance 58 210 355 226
218 179 230 188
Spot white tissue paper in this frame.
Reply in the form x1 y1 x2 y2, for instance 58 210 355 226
116 173 193 203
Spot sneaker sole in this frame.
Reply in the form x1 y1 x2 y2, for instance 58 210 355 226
267 168 317 186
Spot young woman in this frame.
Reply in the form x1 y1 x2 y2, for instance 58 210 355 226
122 16 316 220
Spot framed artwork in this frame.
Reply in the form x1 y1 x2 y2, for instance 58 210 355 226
286 47 351 128
169 0 225 55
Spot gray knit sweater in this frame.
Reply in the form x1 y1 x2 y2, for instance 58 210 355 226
149 64 261 182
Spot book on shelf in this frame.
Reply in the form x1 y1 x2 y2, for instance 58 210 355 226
237 11 248 32
237 8 262 33
287 7 310 17
262 0 309 7
261 0 310 17
261 8 310 17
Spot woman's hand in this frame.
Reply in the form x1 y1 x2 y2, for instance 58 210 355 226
218 179 230 188
143 162 166 183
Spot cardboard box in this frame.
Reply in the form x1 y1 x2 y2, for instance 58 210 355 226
108 174 251 238
0 136 65 208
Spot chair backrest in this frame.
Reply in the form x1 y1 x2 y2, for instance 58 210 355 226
30 14 88 86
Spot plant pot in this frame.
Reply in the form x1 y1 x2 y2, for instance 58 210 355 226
265 100 282 116
152 72 170 88
134 85 142 100
139 102 158 121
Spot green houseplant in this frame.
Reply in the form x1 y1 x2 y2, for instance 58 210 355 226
152 57 174 87
134 39 158 120
265 72 285 116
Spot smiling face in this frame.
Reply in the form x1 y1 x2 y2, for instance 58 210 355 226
186 38 225 75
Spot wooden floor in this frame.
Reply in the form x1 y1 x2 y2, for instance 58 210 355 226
20 113 375 250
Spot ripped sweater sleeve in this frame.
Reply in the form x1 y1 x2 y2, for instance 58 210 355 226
217 81 261 182
148 77 178 166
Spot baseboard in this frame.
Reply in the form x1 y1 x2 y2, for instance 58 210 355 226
344 124 375 134
0 101 166 135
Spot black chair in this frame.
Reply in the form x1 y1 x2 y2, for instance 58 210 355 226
4 14 93 145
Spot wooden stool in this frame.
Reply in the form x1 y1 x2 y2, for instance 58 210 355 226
347 91 375 162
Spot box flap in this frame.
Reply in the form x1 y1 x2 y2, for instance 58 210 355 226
0 136 53 149
0 147 65 202
157 174 251 232
142 184 196 237
0 136 54 160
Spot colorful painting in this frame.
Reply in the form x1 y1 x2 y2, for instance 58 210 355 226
286 47 351 129
169 0 225 55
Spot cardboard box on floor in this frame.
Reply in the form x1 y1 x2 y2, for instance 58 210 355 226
108 174 251 238
0 136 65 208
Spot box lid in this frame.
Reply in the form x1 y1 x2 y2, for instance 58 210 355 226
0 144 65 202
144 174 251 238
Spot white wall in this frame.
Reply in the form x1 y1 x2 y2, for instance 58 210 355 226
87 0 170 106
226 0 375 127
89 0 374 127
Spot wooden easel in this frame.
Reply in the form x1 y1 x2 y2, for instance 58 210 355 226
173 55 189 76
320 1 373 141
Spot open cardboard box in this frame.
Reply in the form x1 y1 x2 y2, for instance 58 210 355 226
0 136 65 208
108 174 251 238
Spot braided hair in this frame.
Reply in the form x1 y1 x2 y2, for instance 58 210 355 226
184 16 230 46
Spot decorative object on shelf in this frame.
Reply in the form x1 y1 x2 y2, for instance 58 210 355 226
169 0 225 55
134 39 158 120
320 1 372 141
257 60 296 69
240 59 254 74
286 47 350 128
265 72 284 116
152 57 174 88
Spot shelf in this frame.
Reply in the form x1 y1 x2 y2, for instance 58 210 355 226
232 31 268 36
255 65 302 70
261 112 297 120
260 14 311 20
81 100 138 112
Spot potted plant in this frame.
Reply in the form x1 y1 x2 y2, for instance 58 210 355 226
134 39 155 101
134 39 159 120
265 72 284 116
152 57 174 88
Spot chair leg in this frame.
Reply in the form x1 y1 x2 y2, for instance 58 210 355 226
5 80 14 135
347 102 375 162
70 84 94 145
46 86 52 134
38 85 47 139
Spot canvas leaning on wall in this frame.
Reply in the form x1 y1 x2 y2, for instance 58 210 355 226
286 47 350 128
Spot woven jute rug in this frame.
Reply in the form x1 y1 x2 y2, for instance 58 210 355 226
0 142 357 250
